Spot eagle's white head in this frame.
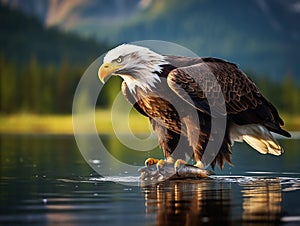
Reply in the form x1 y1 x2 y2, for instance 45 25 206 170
99 44 167 93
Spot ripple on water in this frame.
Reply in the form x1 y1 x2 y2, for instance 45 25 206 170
78 173 300 192
89 176 140 183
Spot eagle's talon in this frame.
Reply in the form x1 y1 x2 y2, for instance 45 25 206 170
145 158 159 166
194 160 205 169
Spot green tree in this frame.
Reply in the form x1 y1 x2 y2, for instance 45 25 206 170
281 72 300 115
0 54 17 113
20 56 41 113
41 65 56 113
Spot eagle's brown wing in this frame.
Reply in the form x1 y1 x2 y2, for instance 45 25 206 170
167 58 290 137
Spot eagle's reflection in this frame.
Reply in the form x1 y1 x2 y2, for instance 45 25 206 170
142 177 282 225
143 179 232 225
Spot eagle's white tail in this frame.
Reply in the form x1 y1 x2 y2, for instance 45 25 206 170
231 124 284 156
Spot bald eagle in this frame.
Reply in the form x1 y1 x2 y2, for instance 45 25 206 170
99 44 290 171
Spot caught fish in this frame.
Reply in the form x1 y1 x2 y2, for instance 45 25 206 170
176 164 215 178
138 163 215 182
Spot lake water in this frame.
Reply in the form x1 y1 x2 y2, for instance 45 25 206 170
1 134 300 225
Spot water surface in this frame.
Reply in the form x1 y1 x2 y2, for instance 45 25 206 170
1 134 300 225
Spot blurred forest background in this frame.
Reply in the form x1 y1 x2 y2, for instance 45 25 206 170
0 0 299 132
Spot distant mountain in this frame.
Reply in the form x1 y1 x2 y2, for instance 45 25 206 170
110 0 300 80
2 0 300 80
0 0 139 31
0 4 109 65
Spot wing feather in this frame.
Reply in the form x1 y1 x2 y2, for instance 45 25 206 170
166 58 290 137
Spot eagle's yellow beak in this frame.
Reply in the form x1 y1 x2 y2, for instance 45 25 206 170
98 62 122 83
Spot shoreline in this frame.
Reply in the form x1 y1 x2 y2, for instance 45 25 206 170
0 109 150 135
0 111 299 136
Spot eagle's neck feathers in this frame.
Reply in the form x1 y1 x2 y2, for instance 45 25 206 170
116 45 168 93
120 73 161 94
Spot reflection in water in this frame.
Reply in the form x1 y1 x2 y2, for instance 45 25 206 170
143 179 232 225
1 135 300 225
143 178 282 225
242 178 281 225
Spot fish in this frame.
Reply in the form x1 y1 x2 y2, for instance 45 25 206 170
138 163 215 183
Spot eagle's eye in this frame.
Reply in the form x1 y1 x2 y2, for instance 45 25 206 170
115 56 123 64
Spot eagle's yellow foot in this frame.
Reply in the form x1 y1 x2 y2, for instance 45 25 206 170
194 160 205 169
144 158 160 166
145 157 174 167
